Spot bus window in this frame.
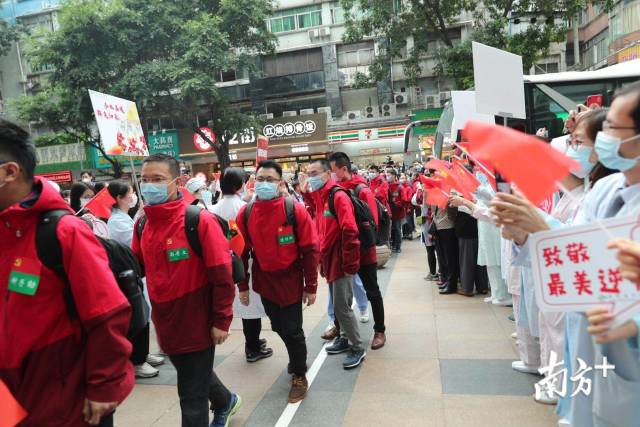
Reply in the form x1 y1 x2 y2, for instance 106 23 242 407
531 86 568 139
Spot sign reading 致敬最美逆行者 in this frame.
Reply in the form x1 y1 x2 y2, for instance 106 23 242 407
529 215 640 327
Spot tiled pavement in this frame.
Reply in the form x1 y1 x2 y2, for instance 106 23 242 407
117 239 558 427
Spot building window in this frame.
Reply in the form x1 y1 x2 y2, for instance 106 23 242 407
330 4 345 24
623 1 640 35
268 5 322 33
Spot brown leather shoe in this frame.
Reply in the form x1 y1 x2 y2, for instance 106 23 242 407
321 325 338 341
371 331 386 350
288 375 308 403
456 289 474 297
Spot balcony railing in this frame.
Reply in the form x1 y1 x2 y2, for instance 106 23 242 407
258 70 325 97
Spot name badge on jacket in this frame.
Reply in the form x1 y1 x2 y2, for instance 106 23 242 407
8 257 41 296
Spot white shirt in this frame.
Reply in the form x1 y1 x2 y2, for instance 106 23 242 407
210 194 246 222
107 208 134 247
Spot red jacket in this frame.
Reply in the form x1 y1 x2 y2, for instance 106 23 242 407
132 197 235 355
306 180 360 283
388 182 409 220
370 175 390 212
338 175 377 266
0 178 133 426
236 197 319 307
401 183 414 209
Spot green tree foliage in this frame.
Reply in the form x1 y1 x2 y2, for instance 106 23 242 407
341 0 612 89
12 0 276 174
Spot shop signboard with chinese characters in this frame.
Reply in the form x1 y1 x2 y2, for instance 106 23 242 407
36 143 86 165
328 125 405 144
262 113 327 146
88 90 149 156
148 130 180 158
36 170 73 184
530 215 640 326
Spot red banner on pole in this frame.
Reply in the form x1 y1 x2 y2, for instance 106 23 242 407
256 135 269 164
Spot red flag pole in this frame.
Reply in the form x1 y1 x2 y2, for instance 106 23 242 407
453 142 495 179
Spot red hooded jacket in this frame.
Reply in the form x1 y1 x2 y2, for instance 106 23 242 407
388 182 409 220
401 182 414 210
132 197 235 355
304 180 360 283
236 197 319 307
0 178 133 426
369 175 390 212
337 175 377 266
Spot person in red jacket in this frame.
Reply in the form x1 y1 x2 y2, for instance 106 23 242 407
400 173 415 240
236 160 319 404
132 154 240 427
386 168 408 253
329 152 386 350
368 164 390 212
301 159 365 369
0 119 133 427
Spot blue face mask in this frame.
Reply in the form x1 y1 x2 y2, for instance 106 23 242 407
201 190 213 206
255 182 278 200
475 171 489 185
141 183 170 205
595 132 640 172
368 172 377 180
308 175 326 192
565 145 595 178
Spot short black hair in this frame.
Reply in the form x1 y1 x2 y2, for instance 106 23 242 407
385 168 398 177
0 119 36 180
256 160 282 178
108 180 131 208
368 164 379 172
81 170 93 178
94 182 106 193
221 167 246 195
311 159 331 171
143 153 180 178
614 81 640 133
328 152 351 170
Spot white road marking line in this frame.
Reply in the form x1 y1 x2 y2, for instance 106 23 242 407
273 342 329 427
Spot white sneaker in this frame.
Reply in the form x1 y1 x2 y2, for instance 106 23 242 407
360 309 370 323
146 353 165 367
558 418 570 427
510 332 518 340
492 299 513 307
511 360 540 374
484 296 493 303
135 362 159 378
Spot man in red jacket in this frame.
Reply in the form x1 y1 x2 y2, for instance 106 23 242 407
368 164 390 212
400 173 415 240
236 160 319 403
302 159 365 369
329 152 386 350
132 154 239 427
386 168 408 253
0 119 133 426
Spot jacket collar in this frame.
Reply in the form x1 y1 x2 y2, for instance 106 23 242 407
143 196 186 222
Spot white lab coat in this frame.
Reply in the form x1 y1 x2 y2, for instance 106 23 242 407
211 195 266 319
107 208 134 247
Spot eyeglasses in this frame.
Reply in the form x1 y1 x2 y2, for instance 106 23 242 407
255 176 279 183
603 120 637 131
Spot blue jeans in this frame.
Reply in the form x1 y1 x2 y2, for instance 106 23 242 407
328 274 368 321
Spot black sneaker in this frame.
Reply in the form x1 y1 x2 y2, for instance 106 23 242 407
343 349 366 369
259 338 267 348
246 347 274 363
326 337 350 354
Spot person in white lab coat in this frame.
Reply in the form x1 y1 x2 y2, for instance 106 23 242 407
211 168 273 362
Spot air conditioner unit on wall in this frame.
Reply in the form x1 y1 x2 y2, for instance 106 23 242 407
362 105 379 118
300 109 315 115
425 95 440 109
347 110 362 121
319 27 331 37
380 103 397 117
258 113 274 120
317 106 332 118
394 93 408 106
282 111 297 117
308 29 320 39
439 91 452 103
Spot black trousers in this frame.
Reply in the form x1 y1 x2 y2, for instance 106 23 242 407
391 218 403 250
437 228 459 289
242 318 262 353
358 263 386 333
426 245 437 275
458 238 490 294
129 323 150 365
169 347 231 427
403 212 415 237
261 297 307 376
434 232 448 281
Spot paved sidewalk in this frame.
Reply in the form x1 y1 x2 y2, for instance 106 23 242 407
117 239 557 427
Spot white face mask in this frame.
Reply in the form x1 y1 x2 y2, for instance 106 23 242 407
128 193 138 209
82 177 92 184
80 199 90 208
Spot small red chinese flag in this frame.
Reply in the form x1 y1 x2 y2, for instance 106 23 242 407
425 188 449 209
451 159 480 200
463 121 578 205
419 175 442 190
0 380 27 427
228 219 245 256
179 187 196 205
424 158 450 172
83 187 116 219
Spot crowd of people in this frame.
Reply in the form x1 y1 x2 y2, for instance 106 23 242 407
1 81 639 427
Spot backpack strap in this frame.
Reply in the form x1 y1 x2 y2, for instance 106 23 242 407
242 199 255 246
184 204 203 258
328 186 350 218
36 209 78 319
283 196 298 243
135 214 147 243
354 183 366 198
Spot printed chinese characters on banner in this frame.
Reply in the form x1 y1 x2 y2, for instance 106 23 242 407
88 90 149 157
529 215 640 326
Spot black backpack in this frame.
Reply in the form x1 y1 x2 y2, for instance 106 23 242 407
242 197 297 247
354 184 390 246
328 186 377 249
135 205 246 284
36 210 150 339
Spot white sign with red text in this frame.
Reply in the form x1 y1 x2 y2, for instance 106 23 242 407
88 90 148 156
530 215 640 326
